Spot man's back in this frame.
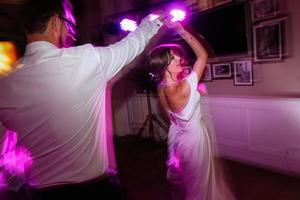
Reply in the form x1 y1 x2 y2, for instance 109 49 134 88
0 41 109 188
0 7 164 191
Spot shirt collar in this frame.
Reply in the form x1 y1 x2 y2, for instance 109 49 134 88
25 41 58 56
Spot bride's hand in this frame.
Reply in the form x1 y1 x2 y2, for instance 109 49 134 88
171 21 185 35
164 21 185 35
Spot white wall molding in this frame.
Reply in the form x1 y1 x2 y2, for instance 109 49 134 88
202 95 300 176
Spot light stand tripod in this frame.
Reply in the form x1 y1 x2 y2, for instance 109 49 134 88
137 91 168 144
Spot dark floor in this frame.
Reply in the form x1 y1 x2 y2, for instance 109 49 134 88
115 135 300 200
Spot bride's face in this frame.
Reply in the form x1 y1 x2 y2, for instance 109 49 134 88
166 51 183 76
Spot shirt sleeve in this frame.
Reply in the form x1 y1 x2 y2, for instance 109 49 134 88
94 17 163 81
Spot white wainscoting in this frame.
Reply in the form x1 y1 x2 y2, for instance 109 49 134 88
201 96 300 176
122 93 300 176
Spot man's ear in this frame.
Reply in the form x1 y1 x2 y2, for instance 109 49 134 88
50 14 62 37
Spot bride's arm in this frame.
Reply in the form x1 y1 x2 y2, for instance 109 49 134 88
175 22 208 80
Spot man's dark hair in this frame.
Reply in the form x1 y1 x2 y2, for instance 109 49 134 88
22 0 66 34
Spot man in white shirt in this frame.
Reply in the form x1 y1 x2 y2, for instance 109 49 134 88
0 0 167 199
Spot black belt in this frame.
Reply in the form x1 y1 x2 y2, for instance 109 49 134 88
30 173 110 191
24 173 124 200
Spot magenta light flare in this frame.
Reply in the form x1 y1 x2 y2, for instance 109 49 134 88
0 130 32 189
60 0 77 47
170 9 186 22
120 18 137 32
168 155 180 169
0 173 5 188
63 1 76 35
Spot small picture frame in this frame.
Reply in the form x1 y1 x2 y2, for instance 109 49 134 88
233 60 253 86
212 62 232 78
253 19 283 62
214 0 232 7
251 0 279 22
201 63 212 82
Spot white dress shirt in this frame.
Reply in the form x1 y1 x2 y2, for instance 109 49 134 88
0 17 163 188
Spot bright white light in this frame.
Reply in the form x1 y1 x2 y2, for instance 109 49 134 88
120 19 137 32
149 14 159 21
170 9 186 22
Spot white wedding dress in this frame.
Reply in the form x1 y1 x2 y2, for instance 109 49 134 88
166 71 235 200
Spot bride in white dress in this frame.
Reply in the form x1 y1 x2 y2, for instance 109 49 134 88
147 22 235 200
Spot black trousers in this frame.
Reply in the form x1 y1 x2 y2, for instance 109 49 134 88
1 175 125 200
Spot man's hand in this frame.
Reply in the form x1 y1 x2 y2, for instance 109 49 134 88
150 10 172 26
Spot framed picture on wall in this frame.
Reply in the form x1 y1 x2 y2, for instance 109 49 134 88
201 63 212 81
212 62 232 78
214 0 232 7
251 0 279 22
253 18 283 62
233 60 253 86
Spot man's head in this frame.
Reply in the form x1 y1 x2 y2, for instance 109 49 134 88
23 0 77 48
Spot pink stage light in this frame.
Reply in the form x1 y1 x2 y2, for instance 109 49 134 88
0 130 32 189
119 8 186 32
170 9 186 22
167 154 180 169
0 173 5 188
120 18 137 32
